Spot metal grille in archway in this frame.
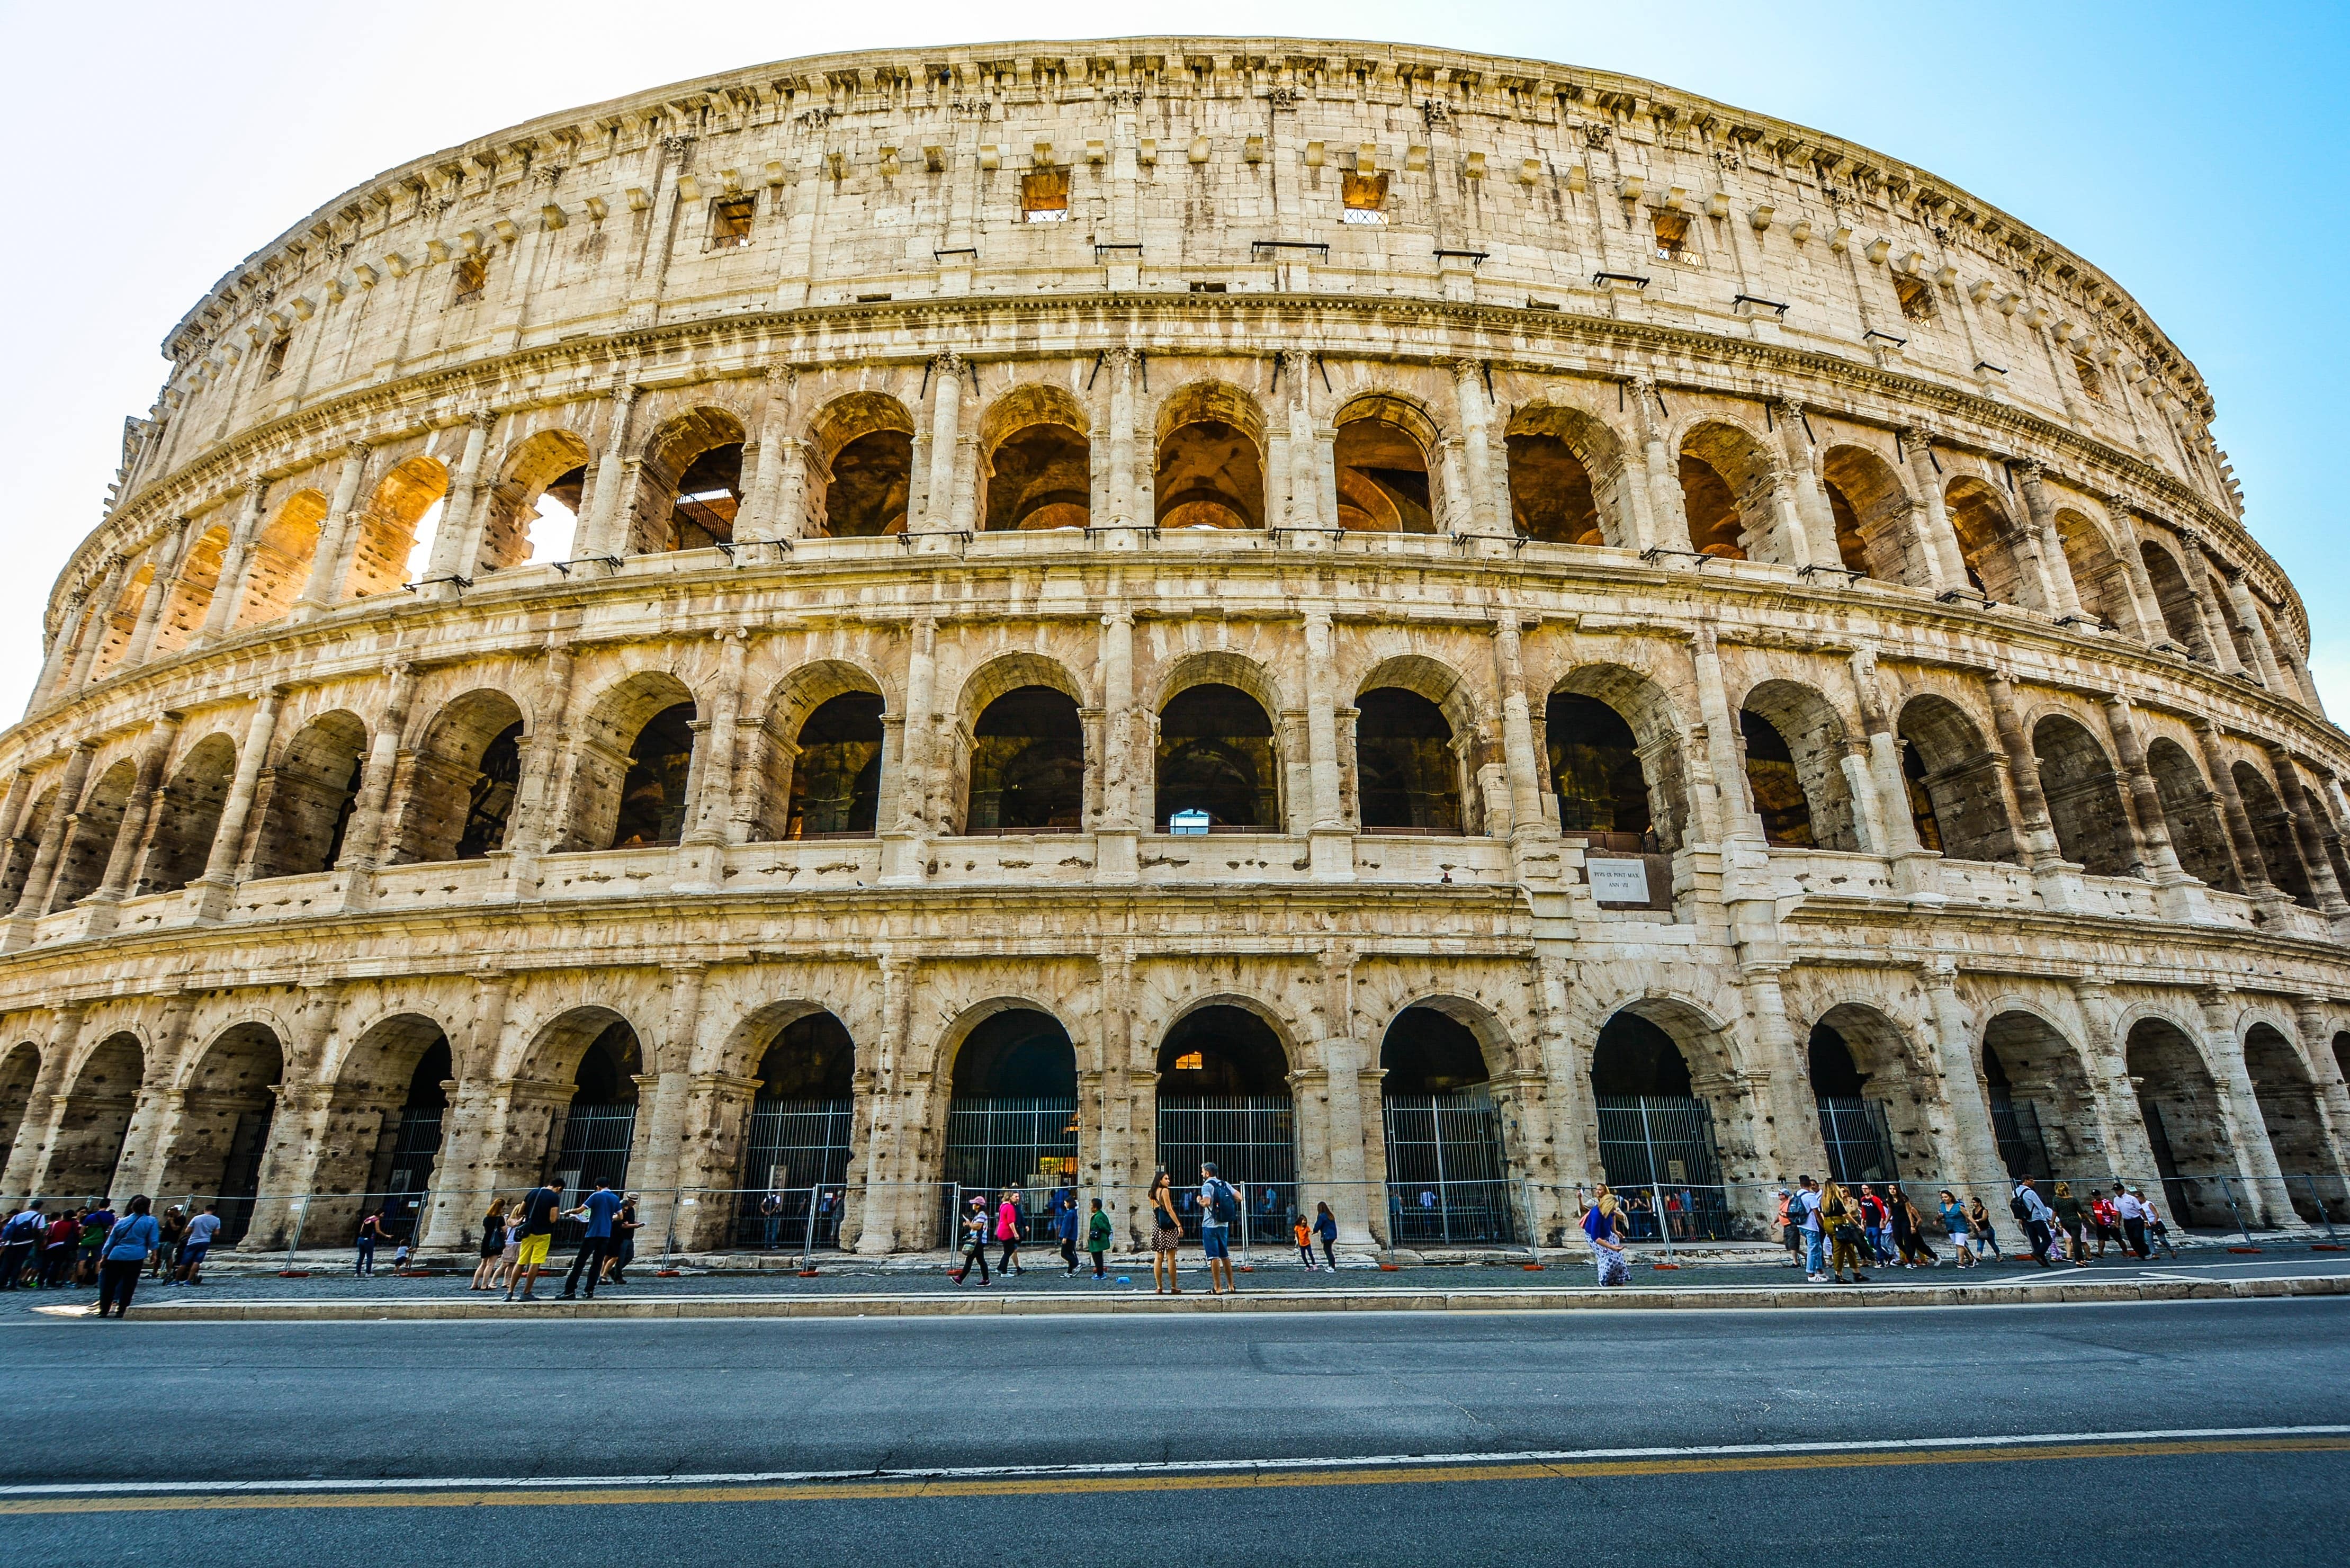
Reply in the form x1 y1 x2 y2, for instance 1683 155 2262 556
1594 1095 1730 1241
1155 1097 1297 1242
734 1098 856 1250
943 1098 1080 1240
380 1108 443 1243
550 1103 636 1196
1382 1090 1522 1244
1989 1090 2052 1182
1815 1098 1898 1187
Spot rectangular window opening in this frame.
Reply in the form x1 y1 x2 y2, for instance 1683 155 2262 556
451 253 488 306
2074 354 2106 401
262 336 290 380
1653 210 1695 262
1189 281 1227 294
1341 171 1389 225
711 195 757 248
1021 167 1071 223
1894 272 1936 324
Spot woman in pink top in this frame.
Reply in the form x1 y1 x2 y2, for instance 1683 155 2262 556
995 1189 1025 1276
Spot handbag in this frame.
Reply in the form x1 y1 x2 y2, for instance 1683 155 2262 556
1832 1221 1866 1248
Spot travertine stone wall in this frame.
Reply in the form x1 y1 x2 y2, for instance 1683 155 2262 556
1 40 2346 1257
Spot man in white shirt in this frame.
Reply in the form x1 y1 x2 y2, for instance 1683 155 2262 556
2112 1182 2149 1258
2013 1181 2055 1269
177 1204 222 1285
1796 1176 1827 1282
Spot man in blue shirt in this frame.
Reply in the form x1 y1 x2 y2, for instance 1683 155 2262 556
559 1180 625 1300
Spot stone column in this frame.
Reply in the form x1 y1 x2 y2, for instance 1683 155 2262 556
417 970 515 1250
1490 615 1548 842
122 519 192 666
2225 575 2288 692
1849 647 1938 893
1690 623 1764 845
501 639 577 862
685 631 750 847
190 687 285 922
1451 359 1505 538
1744 966 1831 1194
734 365 796 550
881 617 937 884
670 1072 763 1250
1773 399 1839 565
241 983 342 1249
1095 604 1140 882
26 597 89 715
2197 989 2292 1228
292 443 372 620
2013 461 2084 621
424 409 498 595
1105 347 1141 534
110 994 198 1203
5 743 94 933
2264 745 2350 935
195 477 271 646
0 1005 81 1195
334 664 417 874
1303 609 1354 879
2290 998 2350 1190
64 557 127 694
1981 672 2069 890
2106 498 2169 647
855 953 917 1253
626 964 710 1253
1530 955 1598 1197
1921 961 2008 1203
2068 976 2163 1183
2177 531 2245 674
2098 696 2192 898
1630 378 1691 553
578 378 640 560
1901 427 1970 589
922 353 965 534
1316 947 1377 1246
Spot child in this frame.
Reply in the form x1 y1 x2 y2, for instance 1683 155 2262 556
1085 1197 1112 1279
391 1239 412 1272
1293 1214 1316 1269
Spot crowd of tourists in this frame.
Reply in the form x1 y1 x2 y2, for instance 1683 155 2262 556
0 1195 228 1310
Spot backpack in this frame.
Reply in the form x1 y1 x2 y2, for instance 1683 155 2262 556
2009 1193 2031 1222
1207 1180 1239 1224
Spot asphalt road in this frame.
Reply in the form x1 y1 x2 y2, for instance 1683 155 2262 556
6 1297 2347 1566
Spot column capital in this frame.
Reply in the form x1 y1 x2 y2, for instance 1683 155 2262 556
469 406 499 432
931 350 965 377
341 440 372 462
244 472 272 501
1451 355 1484 381
1106 344 1141 371
2102 490 2136 518
763 362 798 388
1899 423 1939 450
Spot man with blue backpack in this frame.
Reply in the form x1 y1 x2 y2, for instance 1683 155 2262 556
1198 1162 1241 1295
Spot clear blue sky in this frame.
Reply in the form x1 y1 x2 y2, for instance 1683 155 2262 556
2 2 2340 710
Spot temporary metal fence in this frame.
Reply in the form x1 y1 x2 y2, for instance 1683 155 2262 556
733 1097 857 1250
1154 1096 1297 1242
1594 1095 1733 1242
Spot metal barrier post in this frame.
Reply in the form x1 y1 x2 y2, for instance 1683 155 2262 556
285 1193 311 1266
1237 1182 1252 1267
803 1185 818 1269
2217 1175 2255 1246
2306 1176 2340 1243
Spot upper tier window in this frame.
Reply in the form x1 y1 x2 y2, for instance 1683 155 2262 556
710 195 756 248
1653 211 1696 262
1341 172 1388 225
1022 168 1070 223
451 253 488 306
1894 272 1936 323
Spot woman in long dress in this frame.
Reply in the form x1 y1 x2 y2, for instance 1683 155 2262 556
1583 1184 1628 1286
1150 1171 1184 1295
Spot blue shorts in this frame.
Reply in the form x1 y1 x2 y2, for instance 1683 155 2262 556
1199 1225 1230 1260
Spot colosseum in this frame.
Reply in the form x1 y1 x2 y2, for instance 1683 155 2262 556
2 37 2346 1263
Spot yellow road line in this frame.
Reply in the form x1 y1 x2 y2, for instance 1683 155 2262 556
6 1437 2345 1517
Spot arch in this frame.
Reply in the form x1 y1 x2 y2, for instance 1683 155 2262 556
1590 1001 1737 1237
85 567 148 682
753 1010 857 1100
1547 666 1688 852
484 427 593 571
1157 1002 1293 1095
158 1024 281 1223
1154 380 1265 530
540 1011 642 1192
1505 403 1629 546
0 786 59 911
1738 679 1859 850
139 734 237 896
568 672 697 852
1155 1001 1299 1223
736 1007 860 1242
2212 572 2263 673
315 1013 450 1239
807 393 914 537
2146 738 2238 891
2138 540 2210 656
154 521 231 659
788 693 885 839
1807 1002 1938 1180
2053 508 2131 629
1819 444 1915 583
1896 694 2018 863
941 1006 1080 1203
1944 477 2030 605
394 688 528 864
2233 761 2316 905
346 454 448 599
978 382 1091 532
235 488 329 630
1355 687 1464 833
966 685 1085 832
952 1007 1080 1099
1379 1005 1492 1092
47 759 138 909
635 405 748 552
2031 713 2137 876
1676 419 1779 561
1981 1010 2109 1179
0 1041 39 1176
2242 1023 2344 1216
1332 394 1437 534
1379 1000 1515 1240
1155 682 1279 830
47 1031 145 1199
250 711 367 880
2125 1017 2237 1225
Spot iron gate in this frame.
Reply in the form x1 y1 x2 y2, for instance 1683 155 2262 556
943 1098 1080 1242
550 1103 637 1196
1815 1098 1898 1187
1594 1094 1730 1241
735 1098 856 1249
1989 1091 2053 1182
1382 1089 1521 1244
1155 1097 1297 1242
381 1108 443 1243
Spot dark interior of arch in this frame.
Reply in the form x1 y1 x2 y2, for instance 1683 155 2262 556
1506 433 1601 544
1807 1024 1866 1097
968 685 1084 832
2234 762 2316 905
2336 1032 2350 1088
756 1011 855 1100
572 1020 641 1105
1545 693 1653 840
1333 418 1433 533
1155 419 1264 530
2032 716 2136 877
2139 542 2210 658
610 702 697 849
2145 739 2237 892
140 740 236 896
1896 698 2017 864
402 1036 451 1111
984 424 1091 531
1380 1007 1490 1094
789 692 883 838
1158 1005 1289 1095
1677 454 1746 559
1824 479 1872 576
2125 1018 2234 1224
1156 683 1278 829
1591 1011 1694 1098
1356 687 1460 832
457 722 524 859
2243 1024 2335 1215
1738 709 1814 846
953 1009 1078 1099
669 443 743 548
824 431 913 536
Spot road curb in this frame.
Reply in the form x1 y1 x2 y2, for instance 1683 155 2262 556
55 1272 2350 1323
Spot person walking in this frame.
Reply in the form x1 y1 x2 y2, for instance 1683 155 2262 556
1085 1197 1113 1280
77 1202 115 1287
1197 1162 1239 1295
94 1197 161 1319
1774 1187 1801 1267
2088 1190 2120 1258
558 1180 624 1300
176 1203 221 1285
469 1199 509 1291
2051 1182 2090 1266
2113 1183 2151 1259
1583 1185 1628 1286
0 1201 44 1290
994 1189 1026 1277
1055 1192 1081 1276
355 1211 390 1276
2013 1181 2056 1268
1936 1191 1976 1268
1793 1176 1827 1282
1149 1170 1183 1295
504 1176 564 1302
601 1193 642 1285
2137 1188 2177 1257
1293 1213 1316 1269
1860 1186 1891 1267
1313 1202 1339 1270
951 1193 992 1285
1820 1179 1871 1284
1966 1195 2004 1263
40 1208 80 1288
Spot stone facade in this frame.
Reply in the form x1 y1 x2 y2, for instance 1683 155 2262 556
2 39 2347 1256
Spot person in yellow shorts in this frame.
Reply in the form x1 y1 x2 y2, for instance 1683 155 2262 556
504 1176 566 1302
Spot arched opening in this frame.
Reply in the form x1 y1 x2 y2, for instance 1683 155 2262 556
1808 1023 1896 1184
966 687 1084 833
1154 382 1266 530
737 1010 857 1250
635 407 747 553
2054 509 2131 630
1546 668 1688 855
47 760 137 909
1591 1008 1729 1240
1945 477 2028 605
0 1043 41 1178
1156 1005 1296 1240
234 489 328 630
1355 687 1463 834
364 1030 450 1246
980 386 1090 532
612 703 696 847
1380 1005 1513 1244
251 712 367 880
0 787 58 912
567 675 698 853
2125 1018 2236 1227
2138 541 2211 657
2233 763 2315 905
944 1008 1080 1216
2032 714 2137 876
1896 695 2017 864
154 522 230 660
1820 445 1914 583
165 1024 280 1241
1738 681 1859 850
1155 684 1279 830
1332 399 1435 533
86 570 146 682
138 735 237 896
809 393 914 537
787 693 884 838
2146 738 2238 891
1811 1003 1939 1181
1677 423 1778 561
395 690 527 865
487 428 592 570
347 455 449 599
48 1032 145 1203
550 1019 641 1194
1505 405 1619 545
2243 1024 2345 1218
1980 1011 2107 1186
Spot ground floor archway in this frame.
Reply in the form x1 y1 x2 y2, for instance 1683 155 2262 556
1155 1004 1296 1243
